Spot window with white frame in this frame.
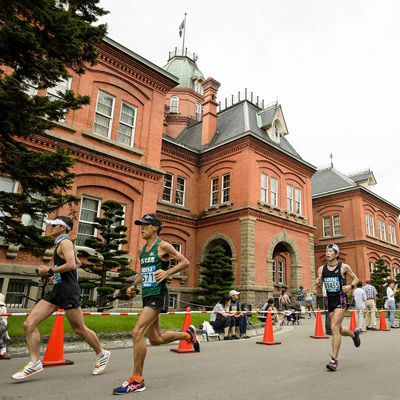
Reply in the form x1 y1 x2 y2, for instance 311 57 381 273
323 216 331 237
93 90 115 138
272 260 277 283
389 224 397 244
369 261 375 273
170 96 179 113
222 174 230 203
271 177 278 206
169 293 178 308
175 177 186 206
0 177 16 193
80 287 92 303
365 214 375 236
170 242 182 268
47 77 72 122
211 177 219 206
24 79 38 97
286 184 293 212
21 193 46 229
295 188 301 214
271 122 280 143
332 215 341 236
76 196 101 247
261 173 268 203
195 102 201 121
117 102 137 146
278 260 284 284
5 279 29 308
378 219 387 241
162 173 173 203
194 83 203 95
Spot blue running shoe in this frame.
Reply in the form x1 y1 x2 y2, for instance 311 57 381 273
352 328 361 348
186 325 200 352
112 377 145 395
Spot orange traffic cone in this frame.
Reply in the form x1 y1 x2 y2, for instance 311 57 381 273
170 308 198 353
42 309 74 368
310 308 329 339
349 308 357 331
379 308 390 331
256 309 281 345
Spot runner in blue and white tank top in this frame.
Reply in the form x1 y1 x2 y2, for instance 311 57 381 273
316 243 361 371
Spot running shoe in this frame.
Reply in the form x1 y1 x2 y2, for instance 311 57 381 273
240 334 250 339
186 325 200 352
112 377 145 395
326 356 338 371
352 328 361 348
12 361 44 380
93 350 111 375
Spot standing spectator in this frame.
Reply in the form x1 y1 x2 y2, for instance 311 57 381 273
296 286 305 307
210 294 238 340
363 278 378 330
305 289 316 318
229 290 250 339
386 281 398 328
0 293 10 359
279 289 290 310
322 284 332 335
353 281 366 332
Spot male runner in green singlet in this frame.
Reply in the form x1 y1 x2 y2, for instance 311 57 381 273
113 214 199 395
12 216 110 380
316 243 360 371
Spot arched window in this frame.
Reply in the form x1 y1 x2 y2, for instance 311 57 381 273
195 102 202 121
170 96 179 113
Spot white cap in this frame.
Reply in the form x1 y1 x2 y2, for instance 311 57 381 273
0 293 5 306
45 218 72 231
229 290 240 296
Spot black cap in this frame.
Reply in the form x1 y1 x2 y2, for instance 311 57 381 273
134 214 163 230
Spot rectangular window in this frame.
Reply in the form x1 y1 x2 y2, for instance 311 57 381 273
211 177 219 206
93 90 115 138
369 261 374 274
169 293 178 308
272 260 277 283
175 177 186 206
388 224 397 245
332 215 341 236
261 173 268 203
76 196 101 247
323 216 331 237
365 214 371 235
271 177 278 206
295 188 301 214
278 260 284 284
5 279 29 308
80 287 92 303
222 174 230 203
117 102 137 146
162 173 173 203
46 77 72 122
0 176 16 193
170 243 182 268
369 215 375 236
286 184 293 212
381 221 386 241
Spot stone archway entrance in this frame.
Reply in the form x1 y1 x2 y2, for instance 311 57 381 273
267 230 302 299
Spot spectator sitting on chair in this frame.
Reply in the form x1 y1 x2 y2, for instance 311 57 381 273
229 290 250 339
261 298 281 325
210 294 238 340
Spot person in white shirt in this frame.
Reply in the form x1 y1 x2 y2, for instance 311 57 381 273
353 281 367 332
386 281 398 328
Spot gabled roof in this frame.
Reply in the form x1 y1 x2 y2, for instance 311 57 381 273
347 169 377 187
170 100 313 168
312 167 356 196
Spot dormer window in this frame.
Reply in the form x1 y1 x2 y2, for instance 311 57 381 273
272 121 280 143
170 96 179 113
194 83 203 95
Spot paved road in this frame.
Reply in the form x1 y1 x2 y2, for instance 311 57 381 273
1 318 398 400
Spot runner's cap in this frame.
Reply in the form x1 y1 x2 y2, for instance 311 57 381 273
326 243 339 254
134 214 163 230
45 218 72 231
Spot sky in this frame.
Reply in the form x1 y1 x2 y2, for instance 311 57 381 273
98 0 400 207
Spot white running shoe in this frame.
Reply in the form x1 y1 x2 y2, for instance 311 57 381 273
93 350 111 375
12 361 44 380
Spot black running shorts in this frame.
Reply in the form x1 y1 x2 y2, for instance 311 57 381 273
142 294 169 313
327 293 348 314
44 284 81 310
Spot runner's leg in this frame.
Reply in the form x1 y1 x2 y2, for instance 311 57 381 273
23 300 58 362
65 307 102 354
330 308 346 359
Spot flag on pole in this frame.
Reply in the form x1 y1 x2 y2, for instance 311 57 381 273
179 20 185 37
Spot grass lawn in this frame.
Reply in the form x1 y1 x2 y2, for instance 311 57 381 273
8 313 261 338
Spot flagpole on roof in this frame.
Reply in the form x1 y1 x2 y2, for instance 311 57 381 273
182 13 187 55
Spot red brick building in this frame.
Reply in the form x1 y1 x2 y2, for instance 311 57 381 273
312 166 400 281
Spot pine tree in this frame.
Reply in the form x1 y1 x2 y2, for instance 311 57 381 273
77 200 136 310
192 245 235 306
0 1 108 256
370 258 391 308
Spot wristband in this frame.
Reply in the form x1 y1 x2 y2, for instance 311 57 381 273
48 268 54 277
350 284 354 289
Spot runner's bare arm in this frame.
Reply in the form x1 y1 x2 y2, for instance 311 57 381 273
155 240 189 283
127 255 142 297
38 239 76 276
342 263 359 293
315 266 324 286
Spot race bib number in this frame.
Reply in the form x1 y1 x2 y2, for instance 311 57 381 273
324 277 340 293
53 265 62 284
141 265 157 288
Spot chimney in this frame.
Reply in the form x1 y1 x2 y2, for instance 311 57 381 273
201 77 221 145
